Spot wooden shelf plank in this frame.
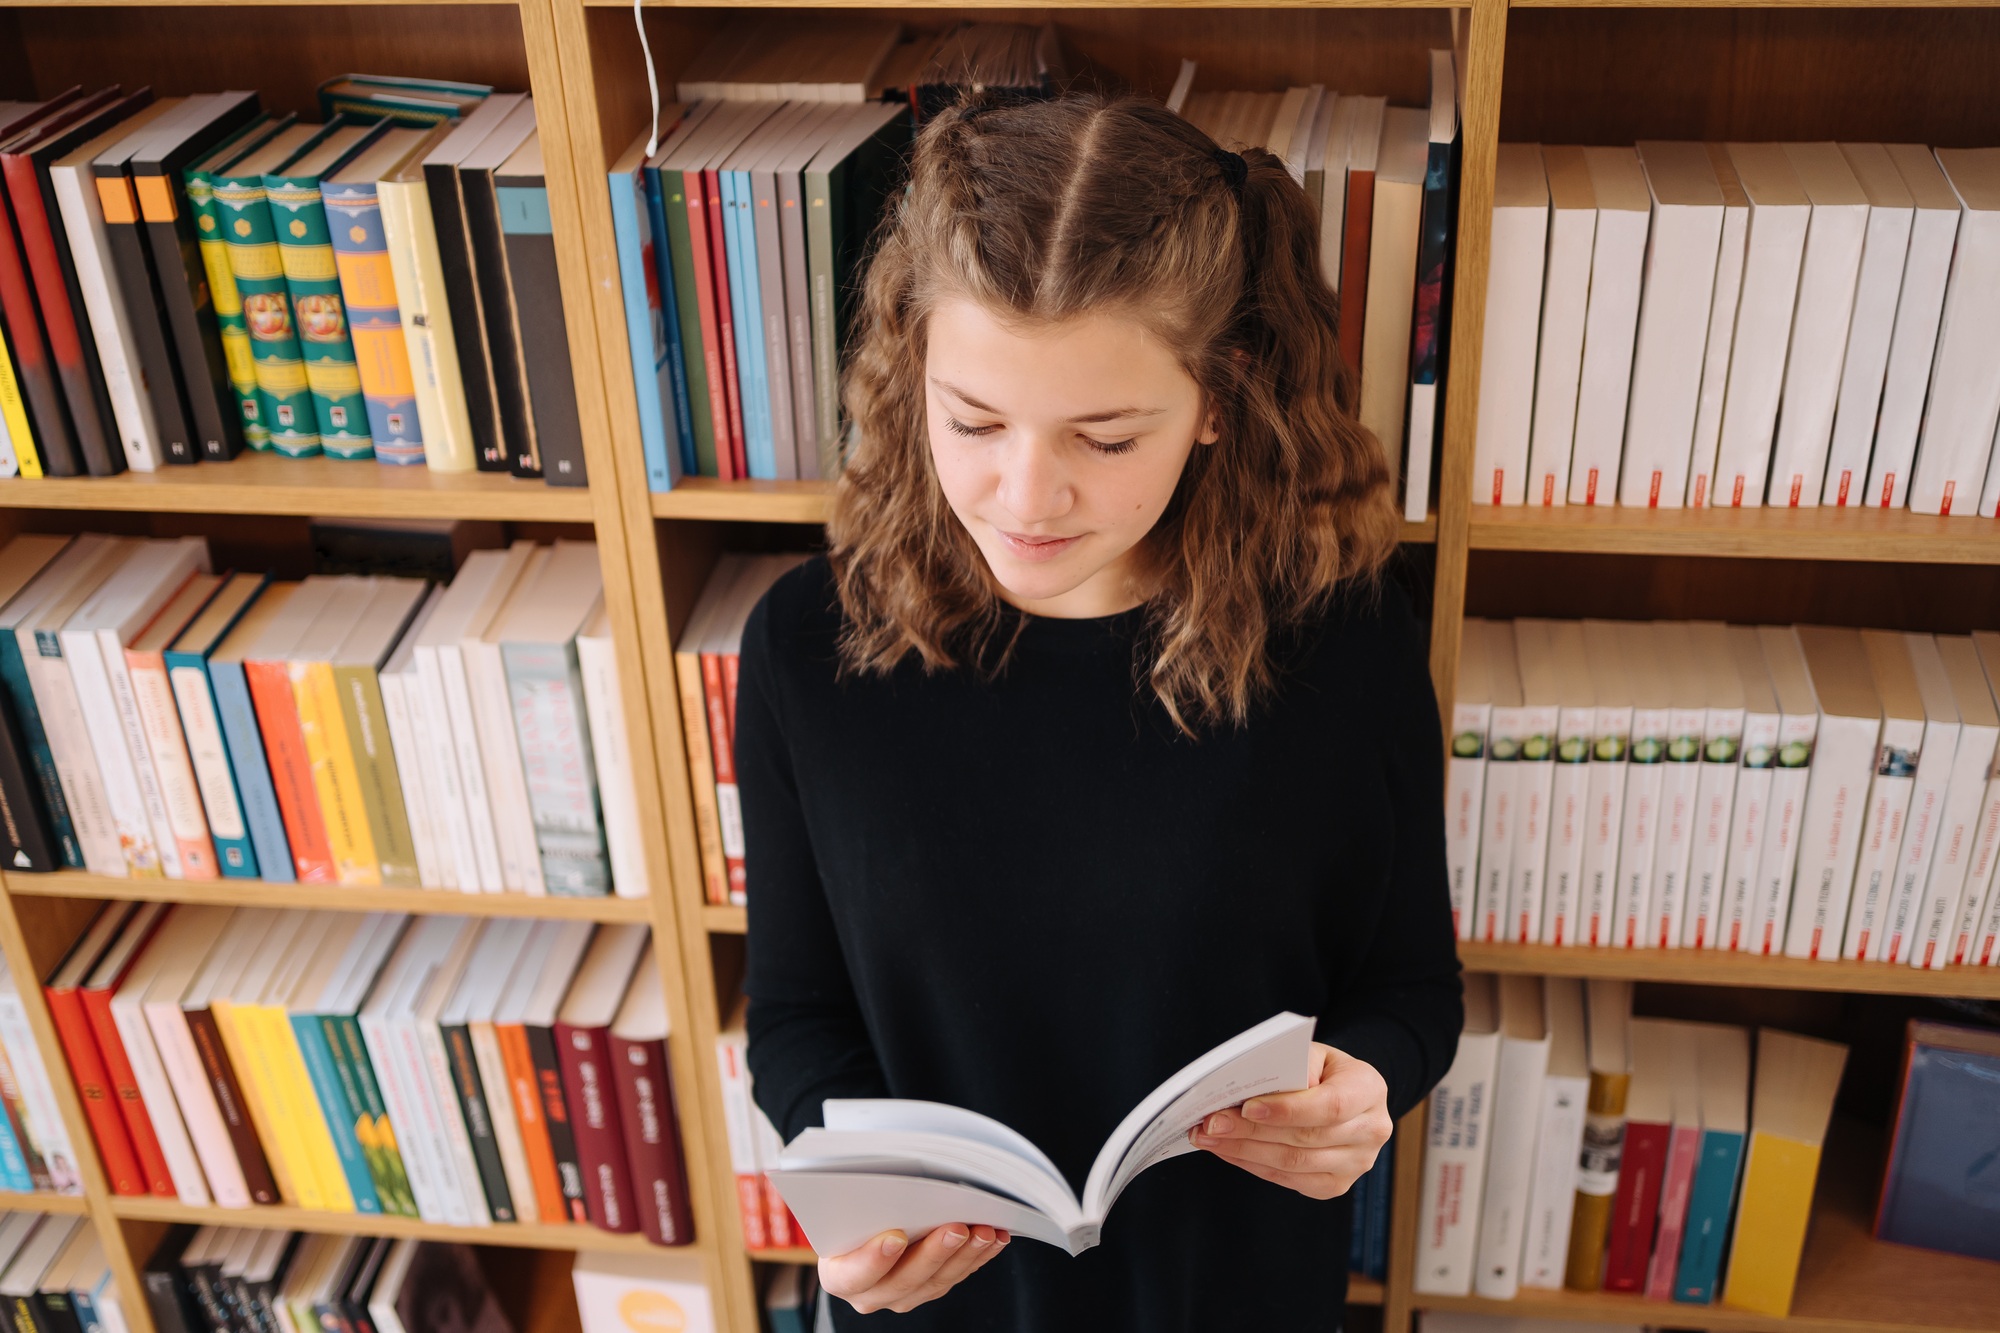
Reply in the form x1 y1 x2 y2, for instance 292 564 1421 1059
1469 504 2000 564
0 1191 88 1215
703 904 747 934
4 872 652 922
107 1196 700 1254
1458 941 2000 999
0 453 590 521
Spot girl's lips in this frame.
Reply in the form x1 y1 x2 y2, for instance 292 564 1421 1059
999 530 1082 562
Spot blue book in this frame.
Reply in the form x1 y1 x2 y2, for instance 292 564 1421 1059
1876 1019 2000 1264
1361 1144 1391 1280
0 1095 35 1192
291 1011 382 1213
722 169 775 478
642 166 698 479
164 573 273 879
609 145 683 491
206 583 296 883
0 539 82 869
1674 1027 1750 1303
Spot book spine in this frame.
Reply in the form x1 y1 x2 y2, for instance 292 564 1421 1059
775 164 818 479
500 177 586 486
95 171 193 465
0 319 37 476
265 1000 357 1212
379 668 442 888
465 640 539 895
703 168 746 480
290 1012 381 1213
643 166 699 478
504 640 611 897
0 166 81 475
1880 723 1958 964
1719 1131 1823 1316
1473 713 1517 943
702 652 745 903
713 1029 767 1248
184 170 267 451
333 665 418 888
1614 706 1671 948
99 628 187 882
217 174 320 457
359 1008 453 1222
410 1014 490 1224
1748 716 1818 953
53 159 160 471
555 1019 635 1232
378 177 474 472
0 1035 48 1190
422 160 506 471
267 173 373 458
609 1030 694 1246
142 998 249 1206
498 1021 566 1223
525 1022 587 1222
749 169 796 481
1950 766 2000 964
724 172 774 480
613 166 676 489
24 627 124 876
1788 712 1879 959
1522 1073 1590 1290
0 689 58 873
62 629 167 878
804 166 838 465
325 181 423 465
78 983 175 1196
441 1022 514 1222
244 659 335 881
1543 706 1595 945
109 994 210 1206
460 164 536 477
410 646 479 890
128 649 218 880
164 654 255 878
184 1004 280 1204
139 159 246 462
0 636 79 868
1646 1124 1702 1300
436 643 505 892
1510 703 1559 945
44 984 144 1194
468 1020 538 1222
0 1068 34 1191
0 989 77 1192
676 650 729 904
1564 1068 1630 1291
1674 1128 1745 1303
1473 1034 1548 1300
667 168 721 477
3 152 117 475
577 628 647 899
210 998 307 1206
290 660 379 885
1412 1032 1498 1295
324 1013 415 1217
1684 710 1746 947
1650 705 1707 949
207 659 292 881
1843 725 1921 961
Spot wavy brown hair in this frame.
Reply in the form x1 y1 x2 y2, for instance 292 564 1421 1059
829 92 1400 731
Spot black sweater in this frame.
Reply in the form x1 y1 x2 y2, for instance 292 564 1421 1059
741 558 1463 1332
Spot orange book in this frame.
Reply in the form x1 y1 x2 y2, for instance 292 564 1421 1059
44 904 146 1196
80 902 176 1197
1338 167 1375 375
241 579 338 882
497 1019 567 1224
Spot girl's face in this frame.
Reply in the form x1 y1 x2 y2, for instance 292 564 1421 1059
925 297 1217 619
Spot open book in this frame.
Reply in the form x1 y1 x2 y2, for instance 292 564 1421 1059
772 1012 1316 1256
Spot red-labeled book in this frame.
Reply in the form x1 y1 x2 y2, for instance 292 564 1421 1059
78 901 174 1197
679 169 734 479
608 942 695 1246
1644 1023 1705 1299
42 902 145 1195
1604 1019 1674 1293
243 630 335 882
1336 99 1386 378
702 165 747 479
554 923 650 1233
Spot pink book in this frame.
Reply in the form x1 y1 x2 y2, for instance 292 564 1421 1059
1644 1026 1705 1300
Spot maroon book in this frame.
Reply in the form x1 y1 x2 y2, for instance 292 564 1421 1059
608 1024 694 1245
1604 1114 1671 1291
555 1016 637 1233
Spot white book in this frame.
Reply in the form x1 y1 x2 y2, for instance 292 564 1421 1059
1567 148 1650 507
380 589 445 889
1867 146 1960 510
0 955 80 1193
1952 633 2000 967
1577 620 1635 947
1681 623 1745 949
577 601 650 900
139 907 250 1209
1917 149 2000 515
1359 106 1428 495
1822 145 1916 507
1878 636 1961 964
411 919 494 1222
359 917 462 1223
1520 977 1589 1291
1647 622 1710 949
1715 626 1780 951
466 545 549 894
105 904 211 1205
1525 147 1597 508
776 1013 1316 1257
1613 622 1674 949
1317 96 1353 296
714 1000 765 1244
1473 976 1550 1301
1710 145 1810 508
1447 621 1493 939
1509 621 1562 945
1473 144 1550 507
1747 627 1821 955
1765 143 1869 508
1475 623 1526 944
1413 975 1501 1295
1788 627 1885 960
1840 631 1928 961
1909 638 1999 969
1621 143 1724 508
1689 146 1750 509
1540 621 1596 948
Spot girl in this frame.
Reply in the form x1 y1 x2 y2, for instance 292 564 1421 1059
741 93 1463 1330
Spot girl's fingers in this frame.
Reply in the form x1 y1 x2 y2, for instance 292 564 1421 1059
895 1226 1009 1311
1199 1134 1379 1182
1194 1106 1392 1151
819 1230 914 1298
843 1224 1004 1315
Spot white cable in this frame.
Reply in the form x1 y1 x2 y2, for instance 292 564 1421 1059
636 0 661 156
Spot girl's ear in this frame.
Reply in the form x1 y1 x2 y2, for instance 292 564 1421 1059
1197 410 1220 446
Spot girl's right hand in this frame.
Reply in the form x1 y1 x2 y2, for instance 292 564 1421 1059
819 1224 1011 1314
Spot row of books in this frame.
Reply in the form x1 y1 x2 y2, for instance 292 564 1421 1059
47 903 694 1244
1416 974 1851 1319
1177 57 1460 524
714 998 799 1253
1451 618 2000 967
0 1215 124 1333
144 1228 509 1333
0 534 646 900
1475 141 2000 515
0 954 78 1196
0 80 591 482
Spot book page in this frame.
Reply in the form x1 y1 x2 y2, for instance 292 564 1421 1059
1082 1012 1316 1218
824 1099 1068 1195
782 1128 1083 1228
774 1171 1079 1257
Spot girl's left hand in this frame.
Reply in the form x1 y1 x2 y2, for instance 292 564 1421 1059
1188 1042 1392 1200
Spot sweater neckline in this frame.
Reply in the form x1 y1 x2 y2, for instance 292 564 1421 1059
1011 603 1148 654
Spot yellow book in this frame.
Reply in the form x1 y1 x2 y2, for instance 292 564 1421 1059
1720 1028 1849 1317
210 989 306 1207
288 579 381 886
0 319 41 478
221 910 329 1211
1565 979 1633 1290
256 1001 355 1212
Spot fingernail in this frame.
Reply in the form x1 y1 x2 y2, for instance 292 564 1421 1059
971 1231 993 1249
1193 1133 1216 1147
1207 1112 1233 1135
942 1227 968 1250
1244 1101 1271 1121
881 1234 906 1259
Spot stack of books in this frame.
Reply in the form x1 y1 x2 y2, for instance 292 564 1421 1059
144 1229 511 1333
1451 617 2000 967
1415 974 1850 1319
1474 141 2000 516
0 533 646 900
46 905 694 1242
0 80 591 483
0 955 79 1196
0 1215 124 1333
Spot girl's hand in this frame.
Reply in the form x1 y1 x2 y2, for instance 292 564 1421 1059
1188 1042 1392 1200
820 1224 1011 1314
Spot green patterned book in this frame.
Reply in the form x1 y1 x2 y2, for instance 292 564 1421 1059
215 120 325 457
266 117 387 459
186 116 289 452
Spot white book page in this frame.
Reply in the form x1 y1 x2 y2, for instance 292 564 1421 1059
823 1100 1068 1194
775 1172 1076 1257
783 1129 1082 1228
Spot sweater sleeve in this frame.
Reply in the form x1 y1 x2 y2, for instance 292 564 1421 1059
739 583 891 1144
1317 588 1465 1120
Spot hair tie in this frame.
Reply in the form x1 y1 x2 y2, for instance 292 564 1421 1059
1212 147 1248 196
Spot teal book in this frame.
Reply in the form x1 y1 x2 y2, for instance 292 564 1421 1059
291 1011 383 1213
163 572 269 879
185 116 288 452
327 1011 418 1216
1674 1028 1750 1303
0 632 79 869
266 116 388 458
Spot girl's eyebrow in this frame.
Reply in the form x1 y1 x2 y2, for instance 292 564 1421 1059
929 378 1166 424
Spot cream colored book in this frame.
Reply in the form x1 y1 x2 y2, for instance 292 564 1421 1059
380 126 477 473
1357 106 1428 490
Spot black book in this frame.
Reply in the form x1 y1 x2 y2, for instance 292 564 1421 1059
130 90 261 463
139 1228 203 1333
421 92 526 474
524 1020 587 1221
441 1021 516 1223
229 1231 297 1333
0 1218 82 1333
495 129 585 487
91 95 197 465
339 1238 391 1333
456 98 539 478
0 683 58 872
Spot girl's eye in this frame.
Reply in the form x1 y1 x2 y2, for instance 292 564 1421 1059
944 417 997 438
1087 437 1138 456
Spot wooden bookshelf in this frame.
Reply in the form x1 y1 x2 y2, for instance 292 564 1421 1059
108 1197 669 1255
1458 941 2000 1000
1469 504 2000 564
4 872 655 923
0 1192 89 1216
